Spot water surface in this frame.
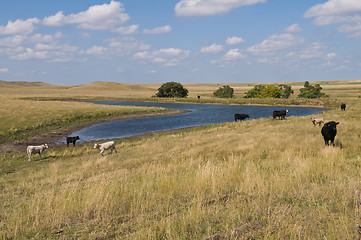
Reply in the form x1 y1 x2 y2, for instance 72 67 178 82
67 101 326 142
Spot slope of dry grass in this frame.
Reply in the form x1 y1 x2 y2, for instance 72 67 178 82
0 80 361 239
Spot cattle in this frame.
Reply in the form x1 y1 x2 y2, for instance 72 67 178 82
273 110 288 120
27 143 49 161
234 113 250 122
311 118 324 126
94 141 117 156
197 95 200 99
321 121 339 146
341 103 346 111
66 136 80 147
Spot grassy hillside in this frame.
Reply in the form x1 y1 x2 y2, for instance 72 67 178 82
0 80 361 238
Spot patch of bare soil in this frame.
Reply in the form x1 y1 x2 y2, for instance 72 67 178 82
0 110 188 154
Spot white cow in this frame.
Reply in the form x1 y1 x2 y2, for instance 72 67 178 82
27 144 49 161
311 118 324 126
94 141 117 156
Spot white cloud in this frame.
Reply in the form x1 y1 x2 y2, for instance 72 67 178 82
284 24 302 33
304 0 361 18
223 48 246 60
210 48 247 68
113 24 139 34
42 11 66 27
175 0 266 17
247 33 304 56
134 48 190 67
0 18 39 35
86 46 107 56
226 36 245 45
304 0 361 30
143 25 172 34
0 35 27 47
42 1 133 33
201 43 224 54
0 68 8 73
297 42 325 59
86 37 151 58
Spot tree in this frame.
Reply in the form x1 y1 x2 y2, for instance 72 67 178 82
244 84 293 99
213 85 234 98
244 85 265 98
278 84 294 99
259 85 281 98
298 82 328 98
156 82 188 98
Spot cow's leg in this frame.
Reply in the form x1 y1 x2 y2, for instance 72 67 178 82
113 147 117 153
73 142 76 146
28 153 32 161
100 149 104 156
39 152 42 159
67 142 69 147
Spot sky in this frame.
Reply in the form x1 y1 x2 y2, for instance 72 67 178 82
0 0 360 85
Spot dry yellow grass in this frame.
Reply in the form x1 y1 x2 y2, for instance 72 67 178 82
0 80 361 239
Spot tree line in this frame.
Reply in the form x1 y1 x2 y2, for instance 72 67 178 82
155 81 328 99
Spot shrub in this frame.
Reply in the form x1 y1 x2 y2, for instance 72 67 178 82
298 81 328 98
244 85 265 98
259 85 281 98
156 82 188 98
213 85 234 98
244 84 293 99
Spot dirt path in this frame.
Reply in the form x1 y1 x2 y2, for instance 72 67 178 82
0 110 188 154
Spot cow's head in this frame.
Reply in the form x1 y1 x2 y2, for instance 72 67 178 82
326 121 339 130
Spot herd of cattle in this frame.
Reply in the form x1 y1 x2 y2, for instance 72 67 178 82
234 103 346 147
26 103 346 161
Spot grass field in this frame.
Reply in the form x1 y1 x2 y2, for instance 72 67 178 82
1 80 361 239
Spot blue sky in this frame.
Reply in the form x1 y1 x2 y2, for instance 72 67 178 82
0 0 360 85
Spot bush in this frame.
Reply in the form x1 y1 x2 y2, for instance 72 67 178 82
156 82 188 98
298 81 328 98
244 84 293 99
259 85 281 98
213 85 234 98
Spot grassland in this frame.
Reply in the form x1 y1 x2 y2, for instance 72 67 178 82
1 80 361 239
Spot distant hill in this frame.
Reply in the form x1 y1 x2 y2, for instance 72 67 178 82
70 81 158 91
0 80 64 89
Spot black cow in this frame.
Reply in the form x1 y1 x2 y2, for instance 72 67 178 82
273 110 288 120
321 121 339 146
197 95 200 99
234 113 249 122
67 136 80 147
341 103 346 111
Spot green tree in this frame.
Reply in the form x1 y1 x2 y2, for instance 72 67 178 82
156 82 188 98
244 84 293 99
213 85 234 98
298 82 328 98
278 84 294 99
259 85 281 98
244 85 265 98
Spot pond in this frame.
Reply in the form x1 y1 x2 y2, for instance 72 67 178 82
67 101 326 143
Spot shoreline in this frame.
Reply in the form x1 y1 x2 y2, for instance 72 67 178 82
0 99 331 155
0 109 188 154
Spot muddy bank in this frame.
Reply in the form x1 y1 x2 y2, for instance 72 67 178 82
0 110 188 154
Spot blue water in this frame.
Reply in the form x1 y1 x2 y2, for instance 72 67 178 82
66 101 326 142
